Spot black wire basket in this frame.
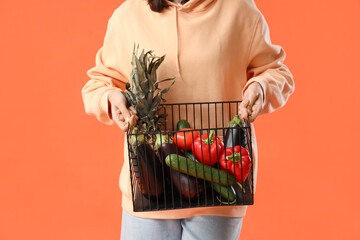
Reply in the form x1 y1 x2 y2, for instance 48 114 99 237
126 101 254 212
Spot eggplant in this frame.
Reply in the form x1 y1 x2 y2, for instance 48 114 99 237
227 175 253 205
155 134 179 170
156 134 204 199
157 142 182 177
170 167 204 199
134 143 164 198
224 115 247 148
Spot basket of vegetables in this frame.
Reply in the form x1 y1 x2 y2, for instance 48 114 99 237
124 46 254 212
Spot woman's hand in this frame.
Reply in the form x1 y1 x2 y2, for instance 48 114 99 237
238 82 264 122
108 91 138 131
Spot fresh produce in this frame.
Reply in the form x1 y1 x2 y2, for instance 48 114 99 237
192 130 224 166
122 45 175 147
154 133 173 154
122 46 175 198
174 128 200 150
165 154 235 185
176 119 191 130
224 115 247 148
155 134 177 177
179 150 235 202
156 134 204 199
212 182 236 203
170 169 204 200
135 143 164 198
181 149 196 161
219 145 251 183
129 130 145 146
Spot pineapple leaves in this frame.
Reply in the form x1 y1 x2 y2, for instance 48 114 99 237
150 56 165 86
160 78 176 94
155 77 176 90
123 44 175 134
134 56 147 98
139 49 145 72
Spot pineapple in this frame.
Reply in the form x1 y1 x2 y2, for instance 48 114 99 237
122 45 175 146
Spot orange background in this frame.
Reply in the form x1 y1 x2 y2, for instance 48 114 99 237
1 0 359 239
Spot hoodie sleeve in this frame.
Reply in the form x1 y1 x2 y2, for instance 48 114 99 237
242 12 295 114
81 11 128 125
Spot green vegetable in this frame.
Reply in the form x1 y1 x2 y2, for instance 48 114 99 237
165 154 235 185
154 133 170 150
176 119 191 130
129 128 145 147
181 150 196 161
212 182 236 203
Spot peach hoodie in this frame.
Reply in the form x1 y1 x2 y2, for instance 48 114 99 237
81 0 294 219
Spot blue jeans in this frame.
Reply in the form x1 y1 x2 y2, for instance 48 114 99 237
120 210 243 240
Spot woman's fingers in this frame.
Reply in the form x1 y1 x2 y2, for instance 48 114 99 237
249 98 262 122
238 99 250 120
239 94 258 120
118 101 131 123
108 91 139 131
129 106 137 115
127 106 138 128
239 82 264 122
113 104 138 131
111 107 129 131
114 110 138 131
128 115 138 128
114 114 137 132
247 92 259 110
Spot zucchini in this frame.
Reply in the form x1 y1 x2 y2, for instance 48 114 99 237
176 119 191 130
157 142 204 199
158 141 204 199
165 154 235 185
212 182 236 203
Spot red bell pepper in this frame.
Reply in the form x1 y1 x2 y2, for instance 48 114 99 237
219 146 251 183
174 128 200 150
192 130 224 166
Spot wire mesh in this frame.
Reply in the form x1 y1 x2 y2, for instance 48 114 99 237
126 101 254 212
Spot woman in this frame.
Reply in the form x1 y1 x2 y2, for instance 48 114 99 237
81 0 295 239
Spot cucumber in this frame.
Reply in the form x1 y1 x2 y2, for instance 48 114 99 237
165 154 235 185
176 119 191 130
212 182 236 203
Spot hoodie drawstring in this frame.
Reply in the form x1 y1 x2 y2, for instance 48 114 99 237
174 7 182 79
